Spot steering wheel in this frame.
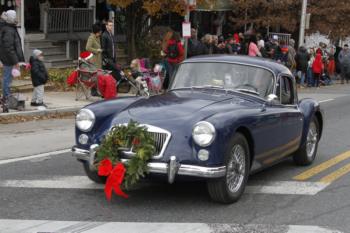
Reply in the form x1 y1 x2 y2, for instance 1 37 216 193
235 84 259 92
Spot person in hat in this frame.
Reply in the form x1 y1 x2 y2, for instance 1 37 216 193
0 10 25 105
29 49 48 107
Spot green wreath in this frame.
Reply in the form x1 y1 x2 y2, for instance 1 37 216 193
96 120 156 189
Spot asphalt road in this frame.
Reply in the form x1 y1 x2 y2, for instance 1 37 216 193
0 85 350 233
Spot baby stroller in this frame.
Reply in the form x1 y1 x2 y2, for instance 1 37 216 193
139 63 166 95
128 58 165 96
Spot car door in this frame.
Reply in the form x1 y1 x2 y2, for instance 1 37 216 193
273 75 303 161
254 75 303 167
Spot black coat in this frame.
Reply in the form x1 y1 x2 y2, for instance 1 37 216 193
295 48 310 73
101 30 116 64
29 56 48 87
0 19 25 66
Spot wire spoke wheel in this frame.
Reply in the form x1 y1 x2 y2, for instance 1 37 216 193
227 145 246 193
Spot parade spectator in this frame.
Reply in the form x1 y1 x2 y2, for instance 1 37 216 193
327 44 336 80
307 48 316 87
334 44 342 77
248 35 262 57
165 32 184 80
0 10 25 104
258 39 268 58
266 35 278 59
201 34 214 54
277 40 289 66
312 53 324 88
230 36 241 54
101 20 121 81
29 49 48 107
187 28 206 58
86 23 103 69
288 39 297 72
295 46 310 88
214 36 230 54
338 44 350 84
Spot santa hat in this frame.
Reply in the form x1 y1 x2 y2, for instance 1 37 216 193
79 51 93 60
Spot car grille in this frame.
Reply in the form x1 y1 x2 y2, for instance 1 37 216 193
117 124 171 159
148 131 168 156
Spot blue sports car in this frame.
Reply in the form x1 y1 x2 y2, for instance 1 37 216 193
72 55 323 203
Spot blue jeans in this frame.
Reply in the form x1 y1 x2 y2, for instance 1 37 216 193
2 65 13 98
297 71 306 86
307 67 314 87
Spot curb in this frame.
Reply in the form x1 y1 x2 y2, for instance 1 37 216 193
0 106 82 124
0 106 81 118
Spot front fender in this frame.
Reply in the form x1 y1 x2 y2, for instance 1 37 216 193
298 98 323 148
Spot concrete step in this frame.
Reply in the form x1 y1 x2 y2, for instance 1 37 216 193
44 52 67 60
44 58 75 68
30 45 65 54
25 40 55 48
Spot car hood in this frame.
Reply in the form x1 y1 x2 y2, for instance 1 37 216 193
126 90 233 121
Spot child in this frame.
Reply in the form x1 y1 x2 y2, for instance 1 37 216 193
30 49 48 107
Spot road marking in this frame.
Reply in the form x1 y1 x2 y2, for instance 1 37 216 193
0 219 342 233
293 151 350 181
0 176 328 195
0 149 70 166
319 163 350 184
245 181 328 195
0 176 102 190
319 99 334 103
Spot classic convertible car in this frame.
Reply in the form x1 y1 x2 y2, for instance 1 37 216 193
72 55 323 203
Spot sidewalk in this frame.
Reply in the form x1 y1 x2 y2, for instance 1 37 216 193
0 80 131 121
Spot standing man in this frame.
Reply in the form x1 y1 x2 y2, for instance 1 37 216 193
338 44 350 84
0 10 25 105
101 20 121 80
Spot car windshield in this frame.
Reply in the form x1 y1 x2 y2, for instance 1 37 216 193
171 62 275 98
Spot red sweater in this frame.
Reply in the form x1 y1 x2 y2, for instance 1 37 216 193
166 39 184 64
312 54 323 74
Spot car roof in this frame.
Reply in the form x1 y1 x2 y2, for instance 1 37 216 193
184 55 292 77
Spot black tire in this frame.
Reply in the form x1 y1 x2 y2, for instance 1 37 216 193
207 133 250 204
293 116 320 166
83 162 106 184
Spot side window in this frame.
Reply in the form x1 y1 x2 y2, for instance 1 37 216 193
278 76 294 105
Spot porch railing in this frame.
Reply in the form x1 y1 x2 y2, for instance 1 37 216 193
44 8 93 35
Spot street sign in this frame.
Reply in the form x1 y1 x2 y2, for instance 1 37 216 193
182 22 191 38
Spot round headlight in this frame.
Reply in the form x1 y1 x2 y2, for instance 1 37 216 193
76 109 95 132
192 121 216 147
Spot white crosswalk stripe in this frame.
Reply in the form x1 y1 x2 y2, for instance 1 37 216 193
0 176 329 195
0 219 342 233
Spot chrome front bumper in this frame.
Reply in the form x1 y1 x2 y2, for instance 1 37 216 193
72 145 226 183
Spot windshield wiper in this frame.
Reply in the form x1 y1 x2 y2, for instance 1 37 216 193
235 88 260 96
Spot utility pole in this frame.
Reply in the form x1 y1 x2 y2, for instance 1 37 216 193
184 6 190 59
299 0 307 47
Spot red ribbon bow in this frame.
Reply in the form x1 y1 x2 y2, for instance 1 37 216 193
98 159 129 200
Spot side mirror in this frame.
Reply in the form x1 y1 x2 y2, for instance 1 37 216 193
266 94 279 105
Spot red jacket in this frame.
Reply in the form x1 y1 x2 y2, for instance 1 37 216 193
166 39 184 64
312 54 323 74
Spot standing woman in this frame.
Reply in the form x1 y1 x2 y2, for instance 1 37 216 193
86 23 103 69
165 32 184 84
248 35 262 57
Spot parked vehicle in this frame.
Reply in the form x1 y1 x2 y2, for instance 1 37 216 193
72 55 323 203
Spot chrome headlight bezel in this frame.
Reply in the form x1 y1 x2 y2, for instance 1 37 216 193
192 121 216 147
76 109 95 132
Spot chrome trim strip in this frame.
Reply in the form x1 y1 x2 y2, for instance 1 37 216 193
72 147 226 179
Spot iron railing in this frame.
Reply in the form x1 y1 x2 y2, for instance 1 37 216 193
44 8 93 34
